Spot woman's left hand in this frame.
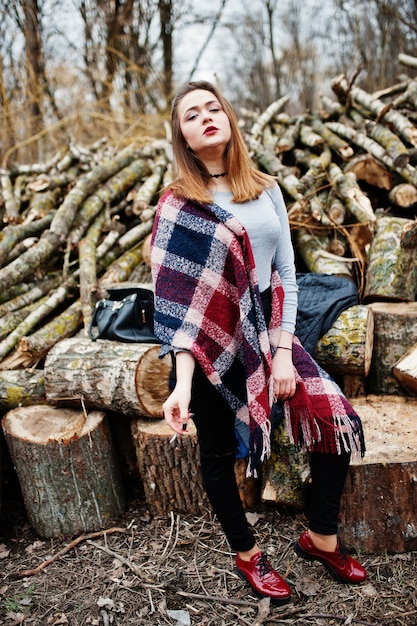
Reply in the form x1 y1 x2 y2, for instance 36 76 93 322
272 349 296 400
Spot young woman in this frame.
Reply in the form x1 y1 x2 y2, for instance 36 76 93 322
150 80 367 604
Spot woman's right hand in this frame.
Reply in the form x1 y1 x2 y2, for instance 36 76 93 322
162 351 196 434
162 382 192 434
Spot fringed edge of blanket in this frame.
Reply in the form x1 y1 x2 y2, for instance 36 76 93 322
246 420 271 478
283 382 366 460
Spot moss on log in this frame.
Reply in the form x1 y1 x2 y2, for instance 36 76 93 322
0 369 46 410
364 216 417 302
315 305 374 376
261 422 310 509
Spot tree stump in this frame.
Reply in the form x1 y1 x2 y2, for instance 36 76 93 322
363 216 417 302
367 302 417 395
339 395 417 553
1 405 125 538
131 418 260 516
314 305 374 377
393 343 417 395
44 337 171 418
341 375 366 398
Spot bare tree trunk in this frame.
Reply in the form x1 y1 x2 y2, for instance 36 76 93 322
159 0 173 104
103 1 135 107
21 0 42 159
265 0 281 97
0 54 14 160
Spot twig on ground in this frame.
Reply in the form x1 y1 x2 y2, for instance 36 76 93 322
177 589 257 608
86 539 156 584
158 511 180 562
8 527 127 578
222 603 257 626
266 613 382 626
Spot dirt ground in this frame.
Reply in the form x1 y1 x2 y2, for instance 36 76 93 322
1 466 416 626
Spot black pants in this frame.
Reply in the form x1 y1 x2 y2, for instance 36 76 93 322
189 289 350 552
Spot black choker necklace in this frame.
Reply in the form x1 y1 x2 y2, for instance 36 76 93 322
209 172 227 178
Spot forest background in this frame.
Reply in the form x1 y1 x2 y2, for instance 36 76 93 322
1 0 417 167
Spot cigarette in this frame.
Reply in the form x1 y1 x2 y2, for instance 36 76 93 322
169 418 191 444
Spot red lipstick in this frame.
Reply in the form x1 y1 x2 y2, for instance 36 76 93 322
204 126 218 135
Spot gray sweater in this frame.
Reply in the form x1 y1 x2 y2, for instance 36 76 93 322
213 184 298 334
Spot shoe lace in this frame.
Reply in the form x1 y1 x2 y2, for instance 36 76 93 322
336 540 348 565
256 553 274 578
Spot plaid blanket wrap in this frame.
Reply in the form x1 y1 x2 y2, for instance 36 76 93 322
151 191 365 475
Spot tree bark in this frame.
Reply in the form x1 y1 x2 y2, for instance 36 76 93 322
131 418 259 516
314 305 374 377
367 122 410 169
261 422 310 509
364 216 417 302
70 157 150 246
44 337 171 418
132 156 167 215
0 212 55 268
339 395 417 553
0 240 147 369
367 302 417 395
250 96 290 141
294 228 354 278
2 406 125 538
79 213 106 331
328 163 376 224
299 124 324 149
295 147 331 195
0 147 139 293
159 0 173 104
0 369 46 410
311 117 354 160
0 281 77 364
22 0 42 162
331 74 417 147
132 417 206 516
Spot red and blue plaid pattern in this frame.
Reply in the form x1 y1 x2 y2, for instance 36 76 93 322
151 191 365 474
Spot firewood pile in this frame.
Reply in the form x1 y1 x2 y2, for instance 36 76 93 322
247 72 417 298
1 59 417 549
0 65 416 399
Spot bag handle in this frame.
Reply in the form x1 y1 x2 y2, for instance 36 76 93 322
88 300 123 341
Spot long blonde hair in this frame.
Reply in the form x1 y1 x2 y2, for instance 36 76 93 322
169 81 274 204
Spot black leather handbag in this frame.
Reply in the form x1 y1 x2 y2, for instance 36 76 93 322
88 287 161 343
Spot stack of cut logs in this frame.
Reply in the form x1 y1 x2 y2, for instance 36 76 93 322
1 56 417 552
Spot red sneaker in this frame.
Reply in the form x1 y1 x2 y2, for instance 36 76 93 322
295 530 367 584
236 551 291 604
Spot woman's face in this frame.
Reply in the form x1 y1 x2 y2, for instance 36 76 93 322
177 89 232 160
